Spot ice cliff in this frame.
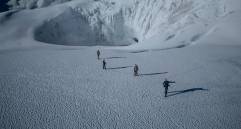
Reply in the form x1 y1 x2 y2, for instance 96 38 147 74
32 0 229 46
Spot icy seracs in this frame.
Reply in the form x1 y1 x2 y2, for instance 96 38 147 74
34 0 227 46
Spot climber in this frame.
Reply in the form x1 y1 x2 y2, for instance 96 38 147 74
97 50 100 60
134 64 139 76
163 78 175 97
103 59 106 70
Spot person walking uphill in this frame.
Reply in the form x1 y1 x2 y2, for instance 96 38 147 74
134 64 139 76
102 59 106 70
97 50 100 60
163 79 175 97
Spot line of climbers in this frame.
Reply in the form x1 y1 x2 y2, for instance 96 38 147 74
97 49 175 97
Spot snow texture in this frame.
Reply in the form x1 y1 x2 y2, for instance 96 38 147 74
1 44 241 129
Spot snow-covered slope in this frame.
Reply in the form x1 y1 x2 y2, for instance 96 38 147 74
1 42 241 129
34 0 231 46
1 0 241 49
197 11 241 45
7 0 73 9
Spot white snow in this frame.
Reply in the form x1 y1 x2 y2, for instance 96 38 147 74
1 44 241 129
0 0 241 128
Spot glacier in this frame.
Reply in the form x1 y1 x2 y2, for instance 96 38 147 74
32 0 229 46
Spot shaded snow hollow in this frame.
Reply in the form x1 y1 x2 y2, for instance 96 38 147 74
33 0 228 46
35 7 136 46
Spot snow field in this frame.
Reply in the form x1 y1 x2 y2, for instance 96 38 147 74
1 44 241 128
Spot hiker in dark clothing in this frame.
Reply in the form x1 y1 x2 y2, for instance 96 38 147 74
97 50 100 60
103 59 106 70
163 79 175 97
134 64 139 76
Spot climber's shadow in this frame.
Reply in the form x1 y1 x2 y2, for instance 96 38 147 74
139 72 168 76
167 88 208 97
106 66 133 70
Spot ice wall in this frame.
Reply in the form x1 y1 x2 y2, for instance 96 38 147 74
34 0 228 46
122 0 227 44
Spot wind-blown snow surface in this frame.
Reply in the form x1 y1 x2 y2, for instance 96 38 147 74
1 45 241 129
1 0 241 128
